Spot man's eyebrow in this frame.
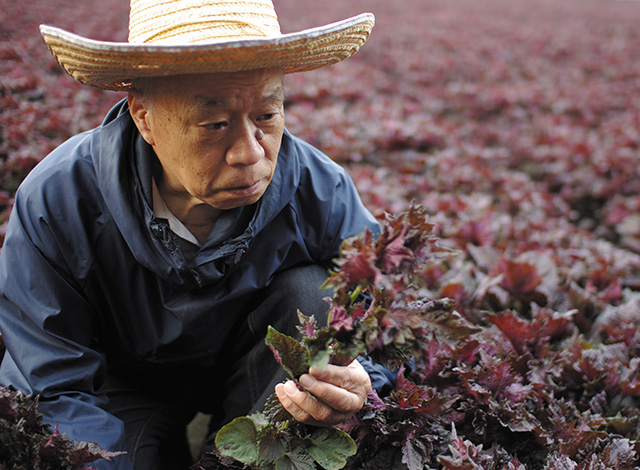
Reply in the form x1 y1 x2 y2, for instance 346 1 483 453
194 86 285 108
195 96 226 108
262 86 285 103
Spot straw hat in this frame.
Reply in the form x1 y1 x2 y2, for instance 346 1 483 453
39 0 375 91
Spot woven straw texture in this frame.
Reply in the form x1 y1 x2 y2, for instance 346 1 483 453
128 0 281 44
39 0 374 91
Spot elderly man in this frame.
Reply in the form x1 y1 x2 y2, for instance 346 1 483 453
0 1 381 469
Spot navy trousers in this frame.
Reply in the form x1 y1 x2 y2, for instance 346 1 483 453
102 264 331 470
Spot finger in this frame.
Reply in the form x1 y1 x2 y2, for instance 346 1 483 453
275 382 316 424
298 373 363 414
275 380 349 426
309 360 370 388
308 360 371 401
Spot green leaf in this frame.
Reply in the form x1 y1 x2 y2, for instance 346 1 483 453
215 416 259 465
275 447 316 470
258 425 287 462
307 428 357 470
266 326 310 379
308 346 333 371
247 411 269 428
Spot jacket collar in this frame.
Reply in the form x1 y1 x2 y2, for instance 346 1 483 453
92 99 300 289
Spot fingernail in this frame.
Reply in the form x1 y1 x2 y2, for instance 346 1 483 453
299 374 316 388
284 380 298 394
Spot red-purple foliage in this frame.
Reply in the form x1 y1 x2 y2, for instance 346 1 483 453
0 388 123 468
2 0 640 469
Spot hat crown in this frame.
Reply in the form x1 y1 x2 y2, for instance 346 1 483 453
128 0 282 44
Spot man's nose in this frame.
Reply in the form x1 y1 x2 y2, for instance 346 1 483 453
225 124 265 166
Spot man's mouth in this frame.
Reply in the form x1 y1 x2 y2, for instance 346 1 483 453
227 180 262 197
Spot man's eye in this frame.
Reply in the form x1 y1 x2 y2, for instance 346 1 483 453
206 121 227 130
260 113 275 121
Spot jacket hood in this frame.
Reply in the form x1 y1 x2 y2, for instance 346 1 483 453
92 99 300 289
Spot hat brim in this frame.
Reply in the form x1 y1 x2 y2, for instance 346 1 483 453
40 13 374 91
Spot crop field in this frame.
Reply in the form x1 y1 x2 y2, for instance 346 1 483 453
1 0 640 468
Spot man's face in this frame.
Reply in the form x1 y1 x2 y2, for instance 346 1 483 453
129 68 285 212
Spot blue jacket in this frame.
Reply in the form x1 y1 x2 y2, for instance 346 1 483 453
0 100 380 469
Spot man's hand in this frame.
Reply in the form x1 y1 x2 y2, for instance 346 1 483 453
274 359 371 427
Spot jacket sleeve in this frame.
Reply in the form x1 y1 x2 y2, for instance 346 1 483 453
0 189 133 469
296 149 381 264
324 168 381 258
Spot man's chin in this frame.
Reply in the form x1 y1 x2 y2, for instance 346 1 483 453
213 191 266 211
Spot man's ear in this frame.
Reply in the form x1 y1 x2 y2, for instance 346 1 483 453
127 93 155 146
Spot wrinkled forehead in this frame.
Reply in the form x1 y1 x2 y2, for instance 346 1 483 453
133 68 285 104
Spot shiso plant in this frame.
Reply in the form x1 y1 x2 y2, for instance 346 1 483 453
196 204 640 470
0 385 123 469
208 205 477 469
